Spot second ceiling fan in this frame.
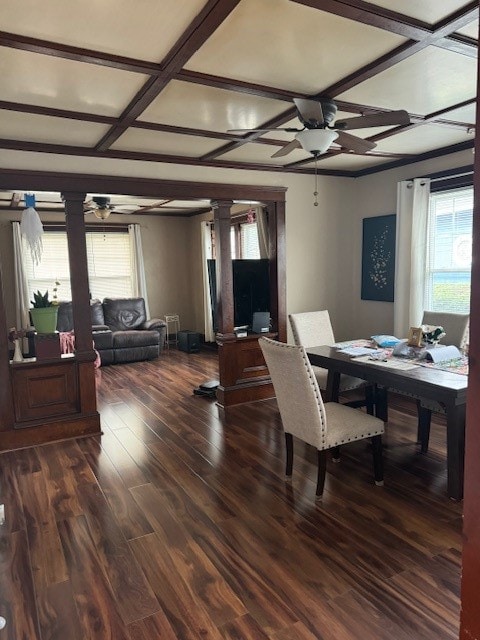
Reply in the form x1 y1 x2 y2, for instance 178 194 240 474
229 97 410 158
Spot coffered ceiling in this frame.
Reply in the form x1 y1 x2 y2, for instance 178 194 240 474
0 0 477 179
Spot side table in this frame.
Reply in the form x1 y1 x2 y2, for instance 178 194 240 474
164 314 180 349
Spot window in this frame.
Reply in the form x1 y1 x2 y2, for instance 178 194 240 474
425 187 473 313
230 220 260 259
23 229 133 301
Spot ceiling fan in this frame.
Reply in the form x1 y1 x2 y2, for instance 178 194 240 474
84 196 129 220
85 196 175 219
228 97 410 158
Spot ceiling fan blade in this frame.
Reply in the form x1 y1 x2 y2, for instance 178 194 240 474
271 139 302 158
335 109 410 131
335 131 376 154
227 127 301 134
293 98 324 125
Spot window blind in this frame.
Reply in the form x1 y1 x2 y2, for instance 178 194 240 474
425 188 473 313
240 222 260 259
23 230 133 302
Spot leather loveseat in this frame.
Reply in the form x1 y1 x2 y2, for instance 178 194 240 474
56 297 167 365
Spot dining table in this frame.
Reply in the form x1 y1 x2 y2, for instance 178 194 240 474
306 344 468 500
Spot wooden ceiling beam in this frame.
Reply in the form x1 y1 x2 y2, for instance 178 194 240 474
292 0 477 57
0 31 161 75
95 0 241 151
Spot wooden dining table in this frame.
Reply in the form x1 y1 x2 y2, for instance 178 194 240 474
306 345 468 500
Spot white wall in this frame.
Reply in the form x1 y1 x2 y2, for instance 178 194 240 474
0 147 473 342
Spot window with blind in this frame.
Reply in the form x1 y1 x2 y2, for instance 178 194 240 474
230 221 260 259
425 188 473 313
23 230 133 302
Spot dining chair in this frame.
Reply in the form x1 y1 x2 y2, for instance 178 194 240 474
421 310 469 350
259 337 384 498
289 310 374 412
416 311 470 452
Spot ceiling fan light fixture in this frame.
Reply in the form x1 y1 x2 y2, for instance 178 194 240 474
295 129 338 155
94 207 111 220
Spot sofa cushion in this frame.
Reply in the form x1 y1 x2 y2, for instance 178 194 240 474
56 299 105 332
103 297 147 331
91 299 105 325
93 329 114 350
112 329 159 349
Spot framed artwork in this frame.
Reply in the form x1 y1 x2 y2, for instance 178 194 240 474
361 214 396 302
407 326 423 347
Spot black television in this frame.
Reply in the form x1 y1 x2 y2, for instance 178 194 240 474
207 259 270 331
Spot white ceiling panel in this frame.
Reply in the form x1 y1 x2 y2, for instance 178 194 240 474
111 128 224 156
0 0 209 63
443 103 476 124
303 154 389 170
0 47 148 116
186 0 406 93
456 19 479 39
367 0 474 24
0 110 109 146
375 124 473 153
138 81 290 132
338 46 478 115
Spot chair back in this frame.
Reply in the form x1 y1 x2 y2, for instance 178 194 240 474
289 310 335 349
421 311 469 349
259 337 327 449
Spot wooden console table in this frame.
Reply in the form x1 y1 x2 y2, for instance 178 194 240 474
0 353 100 451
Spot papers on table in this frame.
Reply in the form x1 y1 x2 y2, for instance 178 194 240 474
337 346 384 357
355 355 419 370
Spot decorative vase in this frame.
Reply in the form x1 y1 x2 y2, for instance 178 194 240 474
30 306 59 334
13 339 23 362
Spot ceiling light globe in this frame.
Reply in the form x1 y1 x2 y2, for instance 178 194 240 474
94 207 111 220
295 129 339 155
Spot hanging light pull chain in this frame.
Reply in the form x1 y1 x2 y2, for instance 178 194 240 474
314 155 319 207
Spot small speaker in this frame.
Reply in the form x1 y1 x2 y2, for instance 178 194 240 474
252 311 270 334
178 330 200 353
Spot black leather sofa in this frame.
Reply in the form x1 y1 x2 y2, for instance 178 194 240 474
56 297 167 365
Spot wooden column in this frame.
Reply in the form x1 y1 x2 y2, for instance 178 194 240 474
267 200 287 342
0 193 100 450
460 11 480 634
62 191 98 415
215 196 286 408
0 260 16 430
213 200 235 340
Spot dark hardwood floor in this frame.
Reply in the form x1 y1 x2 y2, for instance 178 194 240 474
0 348 462 639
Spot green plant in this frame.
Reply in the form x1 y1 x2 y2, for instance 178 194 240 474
30 281 60 308
30 290 53 308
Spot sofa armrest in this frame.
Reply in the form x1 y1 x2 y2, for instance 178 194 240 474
92 324 111 332
142 318 167 331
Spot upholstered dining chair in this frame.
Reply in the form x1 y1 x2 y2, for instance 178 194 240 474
259 337 384 498
416 311 470 452
421 310 469 350
289 310 374 411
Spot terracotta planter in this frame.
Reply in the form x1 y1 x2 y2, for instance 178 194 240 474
30 306 59 334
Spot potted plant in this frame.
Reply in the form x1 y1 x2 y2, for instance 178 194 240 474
30 282 60 334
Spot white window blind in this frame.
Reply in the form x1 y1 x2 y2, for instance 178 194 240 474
425 188 473 313
23 230 133 302
241 222 260 259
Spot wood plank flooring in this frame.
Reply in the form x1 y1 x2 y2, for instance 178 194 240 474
0 348 462 639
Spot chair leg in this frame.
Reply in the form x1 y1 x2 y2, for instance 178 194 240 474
331 446 341 462
417 403 432 453
371 435 384 486
365 385 375 415
285 432 293 477
316 450 327 497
